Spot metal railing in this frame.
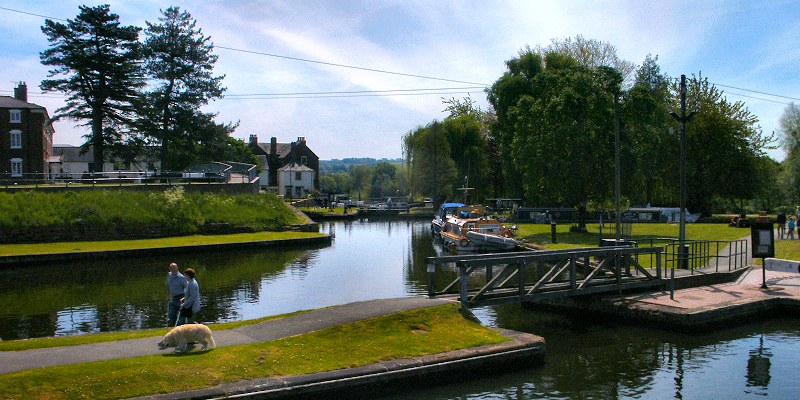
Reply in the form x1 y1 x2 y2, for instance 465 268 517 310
633 238 749 273
426 246 664 307
0 170 254 188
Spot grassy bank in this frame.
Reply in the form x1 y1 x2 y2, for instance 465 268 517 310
0 188 302 237
516 222 748 249
0 231 325 256
0 304 507 400
0 310 314 352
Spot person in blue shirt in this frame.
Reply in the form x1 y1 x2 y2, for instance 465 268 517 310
178 268 201 325
166 263 186 326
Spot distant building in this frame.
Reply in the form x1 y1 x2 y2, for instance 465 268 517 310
277 163 315 197
248 135 319 191
49 145 160 178
0 82 55 180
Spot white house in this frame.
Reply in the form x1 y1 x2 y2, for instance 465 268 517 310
49 145 160 179
277 163 314 197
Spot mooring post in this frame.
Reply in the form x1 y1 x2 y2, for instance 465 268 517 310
427 261 436 298
458 261 469 305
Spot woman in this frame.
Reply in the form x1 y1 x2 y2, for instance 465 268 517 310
178 268 201 325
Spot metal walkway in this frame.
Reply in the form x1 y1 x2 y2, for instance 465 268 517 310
426 246 665 307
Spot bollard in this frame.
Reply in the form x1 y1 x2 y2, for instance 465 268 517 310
550 221 557 244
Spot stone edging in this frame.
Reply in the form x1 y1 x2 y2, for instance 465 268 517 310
131 329 545 400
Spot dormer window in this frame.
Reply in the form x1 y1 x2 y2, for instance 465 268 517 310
9 109 21 123
300 156 307 166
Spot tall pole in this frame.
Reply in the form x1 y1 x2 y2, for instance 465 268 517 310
614 93 621 241
678 75 687 268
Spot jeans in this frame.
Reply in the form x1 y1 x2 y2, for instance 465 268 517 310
168 296 182 326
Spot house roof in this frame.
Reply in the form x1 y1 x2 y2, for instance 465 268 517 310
0 96 54 133
0 96 47 109
52 145 93 163
278 163 314 172
253 142 292 158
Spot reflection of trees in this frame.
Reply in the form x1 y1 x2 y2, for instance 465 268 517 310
0 246 320 339
483 304 789 399
405 222 458 294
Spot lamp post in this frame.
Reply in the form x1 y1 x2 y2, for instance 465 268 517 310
671 74 696 270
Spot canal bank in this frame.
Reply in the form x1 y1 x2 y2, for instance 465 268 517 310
0 233 331 267
0 298 545 399
529 265 800 332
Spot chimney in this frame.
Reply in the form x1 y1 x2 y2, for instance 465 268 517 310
14 82 27 102
270 137 277 156
297 136 305 143
249 134 258 145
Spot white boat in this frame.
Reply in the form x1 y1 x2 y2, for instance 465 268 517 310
440 205 518 252
431 202 464 237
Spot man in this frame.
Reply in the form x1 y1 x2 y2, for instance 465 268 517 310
166 262 186 326
178 268 201 325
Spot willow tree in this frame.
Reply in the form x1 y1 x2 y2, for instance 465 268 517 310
40 5 144 172
487 49 621 206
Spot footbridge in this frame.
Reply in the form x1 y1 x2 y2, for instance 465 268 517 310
426 246 665 307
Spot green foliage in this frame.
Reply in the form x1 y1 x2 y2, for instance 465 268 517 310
40 5 145 172
488 48 619 205
0 189 298 235
404 122 457 203
140 6 228 171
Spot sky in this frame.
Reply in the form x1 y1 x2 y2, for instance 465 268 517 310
0 0 798 161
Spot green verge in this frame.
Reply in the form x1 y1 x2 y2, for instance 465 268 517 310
515 222 747 248
0 304 508 400
0 231 326 256
0 310 312 352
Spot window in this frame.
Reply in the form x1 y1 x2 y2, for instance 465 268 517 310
300 155 307 165
10 130 21 148
9 109 21 123
295 171 302 181
10 158 22 177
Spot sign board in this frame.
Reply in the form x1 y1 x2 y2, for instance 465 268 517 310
750 222 775 258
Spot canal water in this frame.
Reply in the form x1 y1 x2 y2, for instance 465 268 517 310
1 219 798 399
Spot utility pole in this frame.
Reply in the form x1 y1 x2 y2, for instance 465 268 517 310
614 93 621 241
671 74 696 269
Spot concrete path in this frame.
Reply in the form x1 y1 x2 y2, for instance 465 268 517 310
628 265 800 310
0 297 454 374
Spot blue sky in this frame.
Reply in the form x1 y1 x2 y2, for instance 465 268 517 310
0 0 797 160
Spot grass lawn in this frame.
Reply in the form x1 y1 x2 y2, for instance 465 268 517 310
0 310 312 352
515 222 748 249
0 304 507 400
0 231 326 257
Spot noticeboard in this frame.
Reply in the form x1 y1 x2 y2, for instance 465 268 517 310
750 222 775 258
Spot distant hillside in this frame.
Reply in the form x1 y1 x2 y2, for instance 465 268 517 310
320 158 403 173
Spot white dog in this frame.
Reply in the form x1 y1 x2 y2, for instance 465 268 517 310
158 324 216 353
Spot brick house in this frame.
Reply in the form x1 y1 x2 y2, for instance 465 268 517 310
0 83 54 180
248 135 319 192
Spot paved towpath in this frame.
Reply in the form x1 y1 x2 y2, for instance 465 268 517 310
0 297 453 374
625 265 800 309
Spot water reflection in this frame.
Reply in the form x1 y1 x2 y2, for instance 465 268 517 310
384 304 800 400
2 220 800 399
0 219 442 340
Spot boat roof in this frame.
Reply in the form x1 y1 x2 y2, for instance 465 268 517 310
440 202 465 209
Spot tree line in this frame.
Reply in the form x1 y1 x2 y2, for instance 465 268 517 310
403 36 783 216
40 4 256 173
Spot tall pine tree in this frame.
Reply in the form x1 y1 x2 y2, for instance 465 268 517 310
40 5 144 172
142 6 225 171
